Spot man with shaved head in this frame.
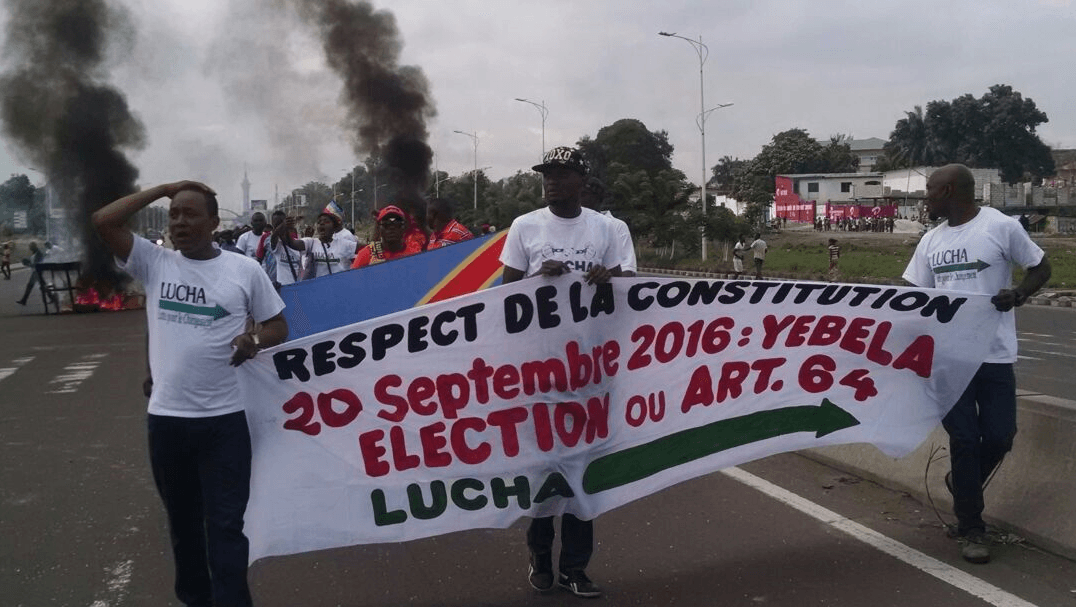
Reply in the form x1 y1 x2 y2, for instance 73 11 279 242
903 164 1051 564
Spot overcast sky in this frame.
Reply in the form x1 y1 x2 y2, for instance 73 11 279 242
2 0 1074 214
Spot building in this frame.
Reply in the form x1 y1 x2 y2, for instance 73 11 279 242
848 137 886 173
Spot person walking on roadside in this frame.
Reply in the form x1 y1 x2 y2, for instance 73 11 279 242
903 164 1050 565
92 181 288 607
827 238 841 282
15 241 55 306
500 146 624 599
732 236 746 278
750 232 767 279
1 240 12 279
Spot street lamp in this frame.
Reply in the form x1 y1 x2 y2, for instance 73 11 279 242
514 98 548 161
454 130 479 210
659 31 732 262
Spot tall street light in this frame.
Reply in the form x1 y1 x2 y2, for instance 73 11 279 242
514 98 548 160
454 130 479 210
659 31 732 262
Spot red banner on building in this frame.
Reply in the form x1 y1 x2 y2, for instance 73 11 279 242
774 176 815 223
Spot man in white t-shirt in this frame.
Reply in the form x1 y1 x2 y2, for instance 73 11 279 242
749 232 767 279
278 206 356 279
732 236 746 278
92 181 288 607
903 164 1050 565
234 212 267 258
501 146 623 599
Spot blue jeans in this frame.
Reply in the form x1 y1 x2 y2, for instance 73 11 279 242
527 514 594 573
941 363 1017 535
148 411 253 607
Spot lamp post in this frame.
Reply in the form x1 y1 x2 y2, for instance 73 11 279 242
659 31 732 262
514 98 548 160
454 130 479 210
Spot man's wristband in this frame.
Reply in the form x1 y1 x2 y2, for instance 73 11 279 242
250 332 261 349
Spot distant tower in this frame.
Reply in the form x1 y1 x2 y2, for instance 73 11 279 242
241 165 251 212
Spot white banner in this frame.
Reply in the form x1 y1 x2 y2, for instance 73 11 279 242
239 276 999 562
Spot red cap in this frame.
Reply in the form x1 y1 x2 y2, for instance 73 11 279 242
377 205 406 221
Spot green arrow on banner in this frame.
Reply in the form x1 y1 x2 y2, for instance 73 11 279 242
932 259 990 274
159 300 231 320
582 399 859 495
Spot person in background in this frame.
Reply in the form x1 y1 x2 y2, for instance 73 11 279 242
15 241 55 306
426 197 474 249
351 205 424 268
234 212 266 259
902 164 1051 564
750 232 767 280
732 236 746 279
265 211 303 288
579 176 636 276
92 180 288 607
279 206 356 279
500 146 623 599
827 238 841 282
1 240 12 280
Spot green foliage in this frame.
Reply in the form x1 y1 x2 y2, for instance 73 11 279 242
884 85 1055 183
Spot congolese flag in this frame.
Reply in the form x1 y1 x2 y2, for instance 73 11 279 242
279 231 507 340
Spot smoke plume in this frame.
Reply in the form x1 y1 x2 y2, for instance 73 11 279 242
295 0 437 218
0 0 145 285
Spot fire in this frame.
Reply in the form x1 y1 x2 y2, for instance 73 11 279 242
73 279 142 312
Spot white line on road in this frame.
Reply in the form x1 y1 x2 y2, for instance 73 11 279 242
1021 348 1076 359
0 356 34 384
722 467 1040 607
47 354 106 394
1016 355 1042 361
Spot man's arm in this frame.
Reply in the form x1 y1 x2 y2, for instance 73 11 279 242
92 181 215 262
501 266 526 284
991 258 1052 312
276 218 306 252
229 313 289 366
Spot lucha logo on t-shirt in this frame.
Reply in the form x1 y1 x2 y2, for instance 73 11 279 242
161 282 206 304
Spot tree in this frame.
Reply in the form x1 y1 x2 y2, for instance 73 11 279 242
883 85 1054 183
0 174 39 233
726 128 857 224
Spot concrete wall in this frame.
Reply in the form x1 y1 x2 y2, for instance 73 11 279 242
803 391 1076 560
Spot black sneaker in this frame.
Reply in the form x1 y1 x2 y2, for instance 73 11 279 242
961 529 991 564
558 570 601 598
528 553 553 591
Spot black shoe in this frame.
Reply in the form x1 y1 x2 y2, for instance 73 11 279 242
961 529 991 564
558 570 601 598
15 299 26 305
528 553 553 591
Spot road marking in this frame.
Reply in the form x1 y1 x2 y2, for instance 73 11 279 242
0 356 34 384
722 467 1039 607
89 558 132 607
1021 348 1076 359
1016 355 1041 361
47 353 107 394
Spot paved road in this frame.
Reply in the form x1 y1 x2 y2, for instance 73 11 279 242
2 270 1075 606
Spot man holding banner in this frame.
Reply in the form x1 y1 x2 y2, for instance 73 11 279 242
903 164 1051 564
500 146 624 598
92 181 288 607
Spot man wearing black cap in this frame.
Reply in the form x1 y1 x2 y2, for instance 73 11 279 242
500 146 624 599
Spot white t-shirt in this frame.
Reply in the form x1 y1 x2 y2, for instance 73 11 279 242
750 238 767 260
902 206 1044 363
500 207 622 277
118 236 285 417
234 229 264 259
272 238 304 286
602 211 637 274
299 235 355 278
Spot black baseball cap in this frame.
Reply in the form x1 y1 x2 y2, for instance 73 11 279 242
532 146 589 176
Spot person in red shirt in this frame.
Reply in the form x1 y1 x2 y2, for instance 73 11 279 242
426 197 474 249
351 205 425 268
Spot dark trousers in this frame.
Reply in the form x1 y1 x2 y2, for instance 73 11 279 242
19 269 49 303
941 363 1017 535
527 514 594 573
148 411 253 607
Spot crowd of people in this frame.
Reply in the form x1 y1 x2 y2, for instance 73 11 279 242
813 214 896 232
82 157 1052 605
204 195 478 289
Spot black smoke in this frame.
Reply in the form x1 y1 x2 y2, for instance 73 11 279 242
0 0 145 286
295 0 436 221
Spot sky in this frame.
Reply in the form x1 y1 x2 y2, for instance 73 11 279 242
1 0 1074 215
